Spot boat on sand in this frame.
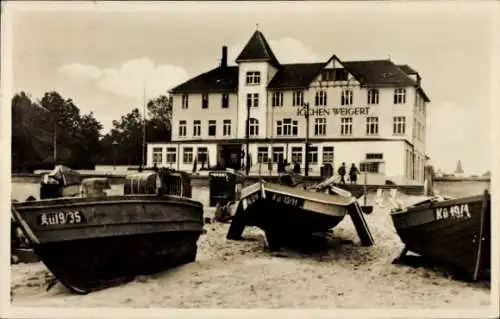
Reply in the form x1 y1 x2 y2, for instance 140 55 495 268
11 168 204 294
390 189 490 281
227 180 374 251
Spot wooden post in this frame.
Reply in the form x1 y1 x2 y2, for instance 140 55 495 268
363 171 367 207
304 102 310 177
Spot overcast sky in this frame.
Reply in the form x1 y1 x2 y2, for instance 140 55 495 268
6 1 497 175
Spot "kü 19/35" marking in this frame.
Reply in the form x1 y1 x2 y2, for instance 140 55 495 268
38 211 84 226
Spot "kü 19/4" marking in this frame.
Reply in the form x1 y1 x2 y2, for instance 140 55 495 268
435 203 471 221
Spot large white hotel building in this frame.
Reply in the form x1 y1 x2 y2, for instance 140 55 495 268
147 30 430 185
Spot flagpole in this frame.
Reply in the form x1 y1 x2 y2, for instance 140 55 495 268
142 80 147 168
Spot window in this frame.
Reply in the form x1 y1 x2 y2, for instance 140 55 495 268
193 120 201 137
276 118 298 136
366 117 379 135
394 88 406 104
368 89 379 105
393 116 406 135
334 69 348 81
181 94 189 109
223 119 231 136
221 93 229 108
152 147 163 165
201 93 209 109
315 90 327 106
272 147 284 163
307 146 318 164
341 89 353 106
178 120 187 137
413 118 417 139
166 147 176 164
208 120 216 136
321 69 334 81
293 90 304 106
183 147 193 164
340 117 353 136
246 93 259 108
197 147 208 163
314 118 327 136
249 118 259 136
323 146 334 163
272 91 283 107
366 153 383 160
246 71 261 85
257 147 269 163
360 162 380 173
291 147 303 163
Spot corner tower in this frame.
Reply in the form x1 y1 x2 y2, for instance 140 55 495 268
235 30 280 139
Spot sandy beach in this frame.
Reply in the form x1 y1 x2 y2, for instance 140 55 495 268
10 191 491 309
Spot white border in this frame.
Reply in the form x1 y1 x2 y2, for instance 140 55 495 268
1 1 499 318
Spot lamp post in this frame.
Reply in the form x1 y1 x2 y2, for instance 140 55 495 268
112 141 118 171
298 102 311 177
245 101 251 175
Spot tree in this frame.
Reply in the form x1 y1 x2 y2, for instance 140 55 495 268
35 91 103 169
99 108 144 165
146 94 172 142
11 92 53 171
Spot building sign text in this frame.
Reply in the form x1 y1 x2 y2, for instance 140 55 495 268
296 107 370 117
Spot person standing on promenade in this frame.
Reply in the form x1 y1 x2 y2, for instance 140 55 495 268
349 163 360 184
338 162 347 184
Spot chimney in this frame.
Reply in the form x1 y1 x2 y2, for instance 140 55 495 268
221 46 228 68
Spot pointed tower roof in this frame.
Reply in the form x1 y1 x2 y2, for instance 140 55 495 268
235 30 281 68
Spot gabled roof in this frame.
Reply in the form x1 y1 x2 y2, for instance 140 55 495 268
267 63 325 89
169 48 430 102
235 30 281 68
342 60 417 87
397 64 419 75
169 66 238 93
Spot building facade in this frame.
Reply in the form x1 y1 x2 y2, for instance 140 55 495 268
147 30 430 185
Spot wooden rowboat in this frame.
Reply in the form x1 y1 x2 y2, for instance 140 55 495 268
11 170 204 294
227 180 374 250
390 189 490 281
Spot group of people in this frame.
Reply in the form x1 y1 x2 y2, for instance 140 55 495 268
337 162 361 184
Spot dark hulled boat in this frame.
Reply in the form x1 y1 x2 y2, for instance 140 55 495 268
227 180 374 250
11 169 204 294
390 190 490 281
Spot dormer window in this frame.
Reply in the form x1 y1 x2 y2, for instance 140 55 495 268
321 69 334 82
334 69 348 81
246 71 261 85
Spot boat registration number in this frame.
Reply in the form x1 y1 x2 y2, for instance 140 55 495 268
435 203 471 221
38 211 85 226
270 193 303 207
